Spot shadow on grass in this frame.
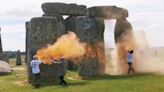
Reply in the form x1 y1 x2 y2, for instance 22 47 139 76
81 73 151 81
39 80 88 87
0 72 12 76
68 81 88 86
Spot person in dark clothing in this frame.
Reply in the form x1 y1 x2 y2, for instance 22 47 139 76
52 57 68 86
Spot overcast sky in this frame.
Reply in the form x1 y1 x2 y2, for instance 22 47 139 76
0 0 164 51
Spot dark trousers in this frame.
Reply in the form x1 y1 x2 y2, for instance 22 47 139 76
128 62 135 74
59 75 67 85
34 73 40 88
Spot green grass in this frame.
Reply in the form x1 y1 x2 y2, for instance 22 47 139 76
1 57 164 92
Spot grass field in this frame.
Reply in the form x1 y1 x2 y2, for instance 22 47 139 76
1 62 164 92
1 50 164 92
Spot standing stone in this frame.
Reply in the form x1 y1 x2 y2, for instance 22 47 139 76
42 14 66 34
95 41 106 75
88 6 128 19
114 18 133 43
79 56 98 77
25 22 30 64
65 16 76 31
0 27 2 54
114 18 135 74
65 16 104 43
16 50 22 65
42 3 87 16
65 16 105 76
0 28 8 62
27 17 66 81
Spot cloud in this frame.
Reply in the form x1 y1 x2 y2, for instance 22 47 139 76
0 0 164 51
1 24 25 51
0 3 42 20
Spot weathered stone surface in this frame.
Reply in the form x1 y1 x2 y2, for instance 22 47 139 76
42 3 87 16
96 42 106 75
42 14 65 34
25 22 30 64
0 27 2 54
0 60 12 75
27 17 66 81
79 57 98 77
65 16 76 31
29 17 65 52
0 27 5 62
65 16 104 43
88 6 128 19
40 63 68 80
114 18 132 43
42 13 64 23
65 16 105 76
16 50 22 65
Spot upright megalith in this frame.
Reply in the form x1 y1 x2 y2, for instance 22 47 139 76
16 50 22 65
88 6 128 19
0 27 2 54
42 3 87 16
25 22 30 64
65 16 105 76
27 17 66 81
42 14 66 36
0 27 9 62
29 17 65 52
64 16 76 31
65 16 104 42
114 18 133 43
114 18 135 74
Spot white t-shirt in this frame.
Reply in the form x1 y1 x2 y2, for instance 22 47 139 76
127 53 133 63
30 60 42 74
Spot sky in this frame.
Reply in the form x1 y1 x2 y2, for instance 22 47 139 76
0 0 164 51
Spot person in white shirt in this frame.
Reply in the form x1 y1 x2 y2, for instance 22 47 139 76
31 55 42 88
127 50 135 74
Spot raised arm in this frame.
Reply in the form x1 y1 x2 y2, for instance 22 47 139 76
52 60 61 64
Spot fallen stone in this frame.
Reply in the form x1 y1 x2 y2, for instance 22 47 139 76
0 60 12 75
